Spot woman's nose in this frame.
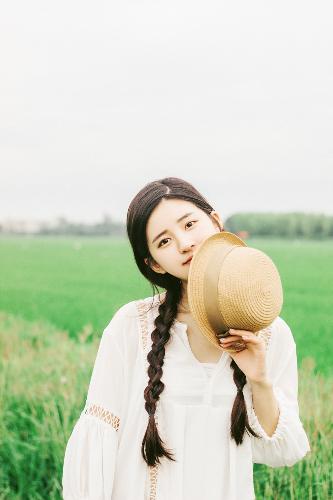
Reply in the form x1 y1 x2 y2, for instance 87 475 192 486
179 239 195 252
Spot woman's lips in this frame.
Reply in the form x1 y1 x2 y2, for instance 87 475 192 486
183 256 193 265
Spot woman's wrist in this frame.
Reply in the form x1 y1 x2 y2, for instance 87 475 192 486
248 377 272 389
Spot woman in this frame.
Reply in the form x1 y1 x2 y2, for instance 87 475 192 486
62 177 310 499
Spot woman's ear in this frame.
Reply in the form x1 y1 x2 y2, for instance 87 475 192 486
210 210 224 232
144 256 166 274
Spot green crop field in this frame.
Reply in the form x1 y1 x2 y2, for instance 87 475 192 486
0 236 332 499
1 236 332 374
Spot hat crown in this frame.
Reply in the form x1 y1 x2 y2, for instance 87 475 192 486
218 247 283 332
187 232 283 349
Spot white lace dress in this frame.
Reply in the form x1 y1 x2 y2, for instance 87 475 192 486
62 292 311 500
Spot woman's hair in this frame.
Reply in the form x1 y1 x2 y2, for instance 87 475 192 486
126 177 260 467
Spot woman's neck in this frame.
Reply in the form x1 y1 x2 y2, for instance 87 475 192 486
179 283 190 313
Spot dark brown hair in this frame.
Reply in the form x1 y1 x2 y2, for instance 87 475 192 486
126 177 260 467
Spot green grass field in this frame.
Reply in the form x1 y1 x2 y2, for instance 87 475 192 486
1 236 332 375
0 236 332 499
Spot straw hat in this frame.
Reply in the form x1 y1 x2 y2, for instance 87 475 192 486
187 231 283 353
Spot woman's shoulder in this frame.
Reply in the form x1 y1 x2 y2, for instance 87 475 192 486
270 316 296 345
263 315 297 363
111 291 166 319
133 291 166 314
103 292 166 347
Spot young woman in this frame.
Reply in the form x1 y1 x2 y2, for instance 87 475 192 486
62 177 310 500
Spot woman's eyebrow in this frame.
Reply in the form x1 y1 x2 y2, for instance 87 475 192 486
152 212 194 244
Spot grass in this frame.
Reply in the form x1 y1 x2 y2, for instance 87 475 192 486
0 236 332 498
0 236 332 375
0 312 331 499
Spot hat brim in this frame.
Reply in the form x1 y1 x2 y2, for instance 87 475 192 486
187 232 248 353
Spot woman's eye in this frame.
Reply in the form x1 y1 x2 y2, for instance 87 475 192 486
185 220 196 229
158 221 197 247
158 238 169 248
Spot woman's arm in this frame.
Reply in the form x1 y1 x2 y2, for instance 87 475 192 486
249 379 280 437
247 317 311 467
62 302 133 499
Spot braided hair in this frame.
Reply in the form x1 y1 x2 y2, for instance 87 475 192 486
126 177 260 467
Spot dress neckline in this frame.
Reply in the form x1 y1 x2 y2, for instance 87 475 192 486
173 318 228 370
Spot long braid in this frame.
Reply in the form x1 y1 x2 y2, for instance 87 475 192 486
230 359 260 444
141 286 182 466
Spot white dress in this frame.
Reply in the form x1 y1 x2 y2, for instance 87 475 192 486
62 292 311 500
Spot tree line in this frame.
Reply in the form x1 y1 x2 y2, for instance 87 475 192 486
1 212 332 238
38 215 126 236
224 212 333 239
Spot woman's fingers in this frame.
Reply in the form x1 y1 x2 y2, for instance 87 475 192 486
220 341 247 352
219 330 259 347
241 334 260 343
219 335 242 344
228 329 253 336
219 331 253 342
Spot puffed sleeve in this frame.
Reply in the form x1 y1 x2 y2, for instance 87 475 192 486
62 302 133 500
247 317 311 467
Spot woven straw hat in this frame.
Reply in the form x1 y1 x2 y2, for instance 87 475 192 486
187 231 283 353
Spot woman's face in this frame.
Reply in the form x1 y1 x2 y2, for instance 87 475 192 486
145 198 223 282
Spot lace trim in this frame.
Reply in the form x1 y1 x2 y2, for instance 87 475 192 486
148 463 159 500
136 297 161 500
84 404 120 431
137 300 150 352
257 325 273 351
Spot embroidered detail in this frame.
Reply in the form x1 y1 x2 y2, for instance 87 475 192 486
137 300 151 352
257 325 273 351
136 297 162 500
149 462 159 500
84 404 120 431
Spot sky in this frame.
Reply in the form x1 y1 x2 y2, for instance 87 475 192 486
1 0 332 224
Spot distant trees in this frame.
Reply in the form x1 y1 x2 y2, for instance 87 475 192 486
1 212 332 239
225 212 333 239
0 215 126 237
38 215 126 236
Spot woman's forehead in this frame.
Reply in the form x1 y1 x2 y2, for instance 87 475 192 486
146 199 198 238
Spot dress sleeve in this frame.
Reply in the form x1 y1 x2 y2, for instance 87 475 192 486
62 302 132 500
247 317 311 467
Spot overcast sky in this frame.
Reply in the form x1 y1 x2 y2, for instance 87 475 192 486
1 0 332 223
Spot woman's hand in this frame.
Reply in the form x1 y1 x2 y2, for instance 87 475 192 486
219 329 269 385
